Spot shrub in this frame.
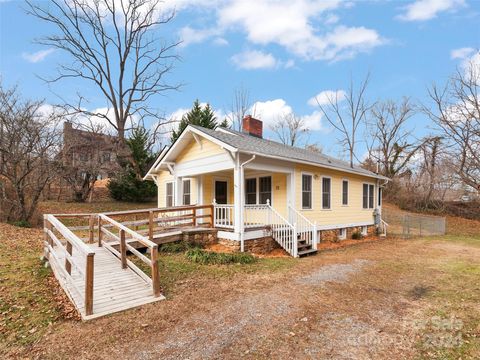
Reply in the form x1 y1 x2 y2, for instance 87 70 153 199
9 220 32 228
159 241 192 253
185 248 256 265
351 231 363 240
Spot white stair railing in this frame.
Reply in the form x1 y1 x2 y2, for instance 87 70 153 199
380 219 389 236
288 204 317 250
265 200 298 257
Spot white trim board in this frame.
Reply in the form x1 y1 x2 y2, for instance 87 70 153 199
317 221 375 231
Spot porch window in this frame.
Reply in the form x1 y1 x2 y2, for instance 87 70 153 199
259 176 272 204
183 179 191 205
302 174 312 209
166 182 173 207
362 184 375 209
342 180 348 205
322 177 331 209
245 178 256 204
378 187 382 206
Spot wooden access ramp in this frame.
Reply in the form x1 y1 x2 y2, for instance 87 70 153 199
43 214 165 321
53 243 165 320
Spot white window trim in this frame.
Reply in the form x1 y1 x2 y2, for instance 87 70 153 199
321 176 332 210
339 228 347 240
362 182 375 210
165 181 174 207
212 177 230 204
301 172 313 210
341 178 349 206
182 178 192 205
245 175 273 205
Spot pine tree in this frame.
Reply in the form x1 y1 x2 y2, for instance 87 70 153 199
171 100 218 142
108 127 157 202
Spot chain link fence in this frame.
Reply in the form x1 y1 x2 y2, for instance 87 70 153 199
382 208 446 238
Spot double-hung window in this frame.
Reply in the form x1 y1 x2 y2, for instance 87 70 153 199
166 182 174 207
322 177 331 209
302 174 312 209
362 184 375 209
183 179 191 205
245 178 257 204
245 176 272 204
342 180 349 205
259 176 272 204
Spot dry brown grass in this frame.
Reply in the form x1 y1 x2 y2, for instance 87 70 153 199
1 201 479 359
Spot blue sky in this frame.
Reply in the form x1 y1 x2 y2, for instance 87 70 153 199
1 0 479 158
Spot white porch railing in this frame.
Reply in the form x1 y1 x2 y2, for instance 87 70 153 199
288 204 318 250
213 203 235 228
213 201 298 257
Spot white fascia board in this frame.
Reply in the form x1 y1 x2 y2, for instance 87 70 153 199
143 145 168 180
147 126 238 180
317 221 374 231
188 126 237 153
238 151 389 181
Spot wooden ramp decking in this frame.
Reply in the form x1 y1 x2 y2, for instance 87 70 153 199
52 243 165 320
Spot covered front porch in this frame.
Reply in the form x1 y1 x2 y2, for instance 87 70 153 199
160 154 317 257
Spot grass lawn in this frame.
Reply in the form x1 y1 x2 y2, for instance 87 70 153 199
1 200 479 359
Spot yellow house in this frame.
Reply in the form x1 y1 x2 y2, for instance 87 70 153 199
145 116 389 257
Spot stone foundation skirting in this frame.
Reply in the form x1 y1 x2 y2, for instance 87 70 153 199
320 225 376 242
182 229 218 247
218 236 280 254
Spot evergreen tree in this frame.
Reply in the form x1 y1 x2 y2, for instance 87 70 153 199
108 127 157 202
171 100 218 142
219 118 230 128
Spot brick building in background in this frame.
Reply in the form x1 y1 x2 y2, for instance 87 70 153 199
61 121 121 180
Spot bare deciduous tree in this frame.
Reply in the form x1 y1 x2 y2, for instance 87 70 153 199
270 113 308 147
366 98 420 178
226 85 252 130
27 0 180 144
425 58 480 191
0 84 61 223
316 74 371 168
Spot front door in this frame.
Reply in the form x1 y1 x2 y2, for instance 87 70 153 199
215 180 228 204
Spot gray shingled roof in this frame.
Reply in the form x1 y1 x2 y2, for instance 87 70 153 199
189 125 388 180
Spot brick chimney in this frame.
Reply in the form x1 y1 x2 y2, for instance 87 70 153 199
242 115 263 138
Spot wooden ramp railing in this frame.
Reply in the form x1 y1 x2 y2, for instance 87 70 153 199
43 214 95 316
43 205 215 319
98 214 161 297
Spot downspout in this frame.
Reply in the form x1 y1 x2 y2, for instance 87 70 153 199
239 154 256 252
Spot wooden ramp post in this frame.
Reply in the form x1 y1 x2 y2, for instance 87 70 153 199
85 253 94 316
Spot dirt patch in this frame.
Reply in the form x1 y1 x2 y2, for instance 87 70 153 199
298 259 371 286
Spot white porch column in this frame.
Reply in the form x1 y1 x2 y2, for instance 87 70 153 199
174 176 183 206
233 153 243 236
197 175 203 205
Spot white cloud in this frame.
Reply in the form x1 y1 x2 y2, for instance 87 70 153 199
176 0 385 63
250 98 324 131
218 1 384 62
179 26 220 47
213 37 229 46
231 50 278 70
299 111 324 131
307 90 346 107
397 0 465 22
451 47 475 59
249 99 293 126
22 48 55 63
